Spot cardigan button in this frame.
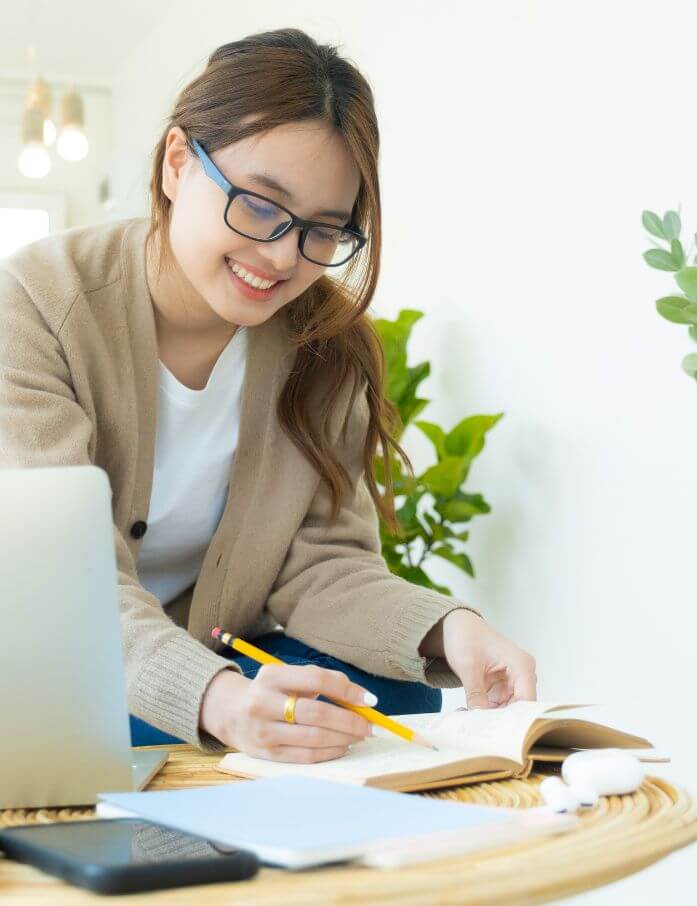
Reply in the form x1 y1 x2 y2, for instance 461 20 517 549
130 520 148 540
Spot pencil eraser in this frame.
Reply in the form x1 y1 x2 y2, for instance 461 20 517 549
211 627 221 639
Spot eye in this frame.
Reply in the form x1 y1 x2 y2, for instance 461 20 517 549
313 229 339 242
240 195 278 218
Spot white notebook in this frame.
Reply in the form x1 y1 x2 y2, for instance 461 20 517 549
97 775 577 869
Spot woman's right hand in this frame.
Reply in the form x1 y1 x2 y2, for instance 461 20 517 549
199 663 376 762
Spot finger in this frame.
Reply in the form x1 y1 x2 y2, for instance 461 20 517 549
256 663 378 708
458 660 493 709
258 746 349 764
486 663 508 674
488 679 514 707
253 690 374 738
253 721 367 751
294 696 374 738
511 660 537 701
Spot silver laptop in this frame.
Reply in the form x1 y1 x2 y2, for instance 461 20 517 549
0 465 168 809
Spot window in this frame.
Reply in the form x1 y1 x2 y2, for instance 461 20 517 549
0 193 66 261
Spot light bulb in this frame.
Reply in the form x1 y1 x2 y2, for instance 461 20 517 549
43 118 56 146
56 125 88 162
18 142 51 178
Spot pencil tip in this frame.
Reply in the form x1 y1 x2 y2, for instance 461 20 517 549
413 732 438 751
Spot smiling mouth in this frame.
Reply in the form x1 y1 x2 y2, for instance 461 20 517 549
224 257 288 285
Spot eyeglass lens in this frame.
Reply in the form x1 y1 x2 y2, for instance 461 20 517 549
225 194 360 266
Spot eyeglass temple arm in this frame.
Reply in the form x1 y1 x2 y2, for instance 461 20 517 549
191 138 232 194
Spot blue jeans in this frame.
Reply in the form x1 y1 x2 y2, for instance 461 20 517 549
129 631 442 746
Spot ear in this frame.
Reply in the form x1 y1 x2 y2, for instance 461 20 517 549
162 126 193 203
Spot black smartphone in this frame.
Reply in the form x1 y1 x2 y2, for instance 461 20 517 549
0 818 259 894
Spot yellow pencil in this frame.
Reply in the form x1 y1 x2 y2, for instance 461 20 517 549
211 628 438 751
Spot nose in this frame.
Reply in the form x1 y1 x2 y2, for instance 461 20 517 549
256 225 301 275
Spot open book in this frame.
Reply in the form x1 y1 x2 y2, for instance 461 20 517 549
217 700 667 793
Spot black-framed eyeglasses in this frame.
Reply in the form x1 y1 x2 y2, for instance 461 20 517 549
190 138 368 267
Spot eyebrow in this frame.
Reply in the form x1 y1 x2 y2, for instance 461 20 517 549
245 171 352 221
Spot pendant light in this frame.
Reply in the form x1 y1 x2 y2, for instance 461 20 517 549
26 75 55 145
17 41 52 179
17 103 51 179
56 85 89 162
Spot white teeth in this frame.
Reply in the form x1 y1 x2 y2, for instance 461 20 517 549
227 260 278 290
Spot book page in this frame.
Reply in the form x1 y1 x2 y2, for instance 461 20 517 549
219 736 488 785
388 700 591 763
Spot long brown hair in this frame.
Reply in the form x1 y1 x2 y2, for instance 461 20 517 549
146 27 412 535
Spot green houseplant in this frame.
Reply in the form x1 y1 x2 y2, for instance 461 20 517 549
642 207 697 381
371 309 503 595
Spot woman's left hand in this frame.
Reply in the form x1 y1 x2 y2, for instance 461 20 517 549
419 609 537 709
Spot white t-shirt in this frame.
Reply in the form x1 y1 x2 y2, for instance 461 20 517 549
136 327 248 606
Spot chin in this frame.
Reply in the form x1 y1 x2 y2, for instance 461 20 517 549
216 303 276 327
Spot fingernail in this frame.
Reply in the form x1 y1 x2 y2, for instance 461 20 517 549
363 691 378 706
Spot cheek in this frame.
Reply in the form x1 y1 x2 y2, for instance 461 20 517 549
169 202 214 266
294 262 326 292
169 194 240 269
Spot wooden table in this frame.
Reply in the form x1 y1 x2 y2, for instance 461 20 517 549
2 745 696 905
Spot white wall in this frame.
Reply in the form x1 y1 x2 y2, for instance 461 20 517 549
109 3 697 900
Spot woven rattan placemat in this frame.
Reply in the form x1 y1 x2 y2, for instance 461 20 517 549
2 744 696 905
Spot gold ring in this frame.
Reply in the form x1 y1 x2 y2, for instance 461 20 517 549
283 694 298 724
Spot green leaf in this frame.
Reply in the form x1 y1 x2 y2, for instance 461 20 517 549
434 491 491 523
422 511 443 540
444 413 504 464
373 452 400 487
689 324 697 345
431 544 475 578
424 578 453 595
373 309 423 338
394 497 430 543
414 420 447 461
643 249 680 271
663 210 681 241
642 210 666 239
674 267 697 302
374 309 426 405
420 457 468 497
399 397 429 430
394 562 452 594
396 495 418 528
681 353 697 377
655 296 697 325
373 450 416 496
373 309 433 438
381 543 405 572
395 362 430 429
671 239 685 269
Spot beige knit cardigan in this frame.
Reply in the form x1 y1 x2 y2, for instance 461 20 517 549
0 217 481 750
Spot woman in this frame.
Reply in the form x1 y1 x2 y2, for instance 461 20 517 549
0 28 536 762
